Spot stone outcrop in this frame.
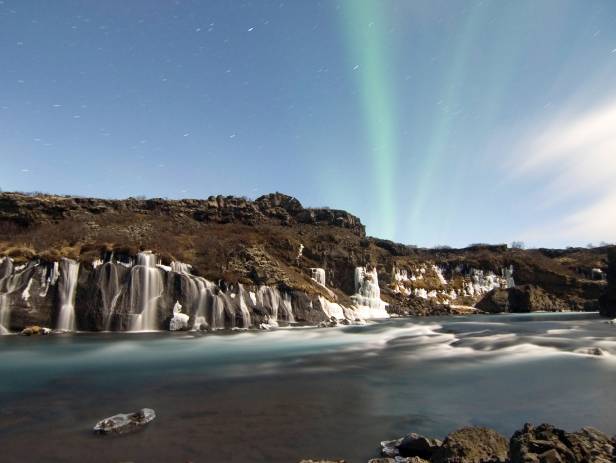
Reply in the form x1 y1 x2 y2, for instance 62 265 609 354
370 423 616 463
476 285 570 314
0 192 365 236
510 423 615 463
431 427 508 463
599 247 616 318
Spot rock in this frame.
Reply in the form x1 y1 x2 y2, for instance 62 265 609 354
432 426 508 463
600 247 616 318
368 459 396 463
574 347 607 356
20 325 51 336
510 423 615 463
381 438 403 457
93 408 156 435
476 285 569 313
398 433 442 459
298 460 346 463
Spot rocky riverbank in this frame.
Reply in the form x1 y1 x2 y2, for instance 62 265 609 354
0 192 612 333
300 422 616 463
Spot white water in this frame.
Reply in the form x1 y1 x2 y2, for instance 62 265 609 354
130 252 164 331
254 286 295 326
56 258 80 331
351 266 390 319
0 257 16 334
99 262 123 330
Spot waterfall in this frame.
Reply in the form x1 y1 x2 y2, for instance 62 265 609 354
236 284 252 328
99 262 122 331
351 266 389 319
56 258 80 331
130 252 164 331
255 286 295 326
193 277 215 330
311 268 326 286
0 257 16 334
212 294 226 329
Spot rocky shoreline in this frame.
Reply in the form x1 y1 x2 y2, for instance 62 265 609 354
300 422 616 463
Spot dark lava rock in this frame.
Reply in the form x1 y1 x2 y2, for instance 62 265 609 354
476 285 569 314
93 408 156 435
510 423 615 463
600 247 616 318
398 433 443 459
432 426 508 463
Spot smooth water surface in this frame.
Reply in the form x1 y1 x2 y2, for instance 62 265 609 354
1 312 615 462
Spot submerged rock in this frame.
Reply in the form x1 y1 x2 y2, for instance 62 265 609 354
432 427 508 463
93 408 156 435
510 423 615 463
20 325 51 336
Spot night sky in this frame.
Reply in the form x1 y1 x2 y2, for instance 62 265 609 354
2 0 616 247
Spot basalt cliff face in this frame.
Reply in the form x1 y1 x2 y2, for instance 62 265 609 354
0 192 610 333
599 246 616 318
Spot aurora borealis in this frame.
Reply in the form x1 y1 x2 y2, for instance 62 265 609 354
2 0 616 247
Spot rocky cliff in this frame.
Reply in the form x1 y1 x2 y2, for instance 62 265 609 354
599 246 616 318
0 192 609 333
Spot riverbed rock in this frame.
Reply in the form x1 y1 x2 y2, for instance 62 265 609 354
20 325 51 336
381 438 404 457
510 423 615 463
398 433 442 459
93 408 156 435
432 426 508 463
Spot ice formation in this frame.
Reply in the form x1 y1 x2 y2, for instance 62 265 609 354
351 267 390 319
169 301 190 331
311 268 326 286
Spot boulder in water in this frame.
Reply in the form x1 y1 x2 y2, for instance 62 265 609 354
398 433 442 459
93 408 156 435
20 326 51 336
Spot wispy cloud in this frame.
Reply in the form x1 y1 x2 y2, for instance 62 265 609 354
514 99 616 244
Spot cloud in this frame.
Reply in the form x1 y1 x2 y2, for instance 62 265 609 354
514 98 616 244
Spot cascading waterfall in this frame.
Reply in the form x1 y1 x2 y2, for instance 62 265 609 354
0 257 16 334
351 266 390 319
193 278 215 330
99 262 123 330
255 286 295 326
56 258 80 331
236 284 252 328
130 252 164 331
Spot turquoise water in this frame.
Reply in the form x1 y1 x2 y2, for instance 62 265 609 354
0 312 615 462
